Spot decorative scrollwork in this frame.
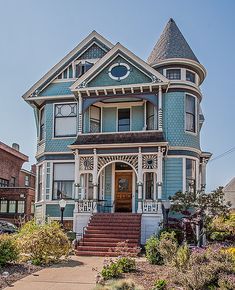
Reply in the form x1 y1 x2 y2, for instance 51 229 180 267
142 154 158 169
97 155 138 173
80 156 94 171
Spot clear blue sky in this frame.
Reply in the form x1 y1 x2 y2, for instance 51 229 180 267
0 0 234 191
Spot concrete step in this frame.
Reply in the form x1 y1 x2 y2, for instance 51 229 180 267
84 233 140 239
82 237 139 243
87 226 140 231
79 241 138 247
77 246 140 252
85 229 140 234
76 251 120 257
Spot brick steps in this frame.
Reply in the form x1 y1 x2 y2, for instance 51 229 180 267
76 213 141 256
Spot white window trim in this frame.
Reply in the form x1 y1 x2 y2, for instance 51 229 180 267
184 93 198 136
108 62 130 80
182 157 199 192
163 67 199 86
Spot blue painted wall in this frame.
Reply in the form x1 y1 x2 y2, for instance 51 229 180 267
163 158 183 199
102 107 117 132
163 92 200 149
132 106 144 131
39 81 74 96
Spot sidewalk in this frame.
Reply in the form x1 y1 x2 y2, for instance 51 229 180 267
5 256 104 290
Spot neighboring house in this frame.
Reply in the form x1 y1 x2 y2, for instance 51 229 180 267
223 178 235 209
0 141 35 224
23 18 211 248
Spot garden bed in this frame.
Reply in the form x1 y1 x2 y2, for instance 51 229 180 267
0 263 43 289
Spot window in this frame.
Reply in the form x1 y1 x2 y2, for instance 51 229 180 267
108 63 130 80
75 61 93 78
9 201 16 213
186 159 196 192
39 107 45 141
17 201 25 214
186 70 196 83
185 95 196 133
0 200 7 213
38 165 43 201
25 175 29 186
54 103 77 137
10 177 16 187
90 105 101 133
118 109 130 132
53 163 74 199
146 102 155 130
166 69 181 80
0 178 9 187
145 172 154 199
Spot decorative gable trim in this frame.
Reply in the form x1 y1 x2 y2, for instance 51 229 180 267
22 31 113 101
70 43 169 91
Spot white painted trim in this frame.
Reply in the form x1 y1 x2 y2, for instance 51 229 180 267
108 62 130 80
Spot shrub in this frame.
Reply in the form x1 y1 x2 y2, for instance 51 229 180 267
173 243 190 271
152 279 167 290
209 214 235 242
158 231 178 265
117 257 136 273
101 259 123 280
0 234 18 267
218 274 235 290
145 236 163 265
16 220 70 265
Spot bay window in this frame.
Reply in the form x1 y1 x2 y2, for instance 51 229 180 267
185 94 196 133
53 163 74 199
186 159 196 192
54 103 77 137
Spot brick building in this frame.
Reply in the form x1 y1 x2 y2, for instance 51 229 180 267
0 141 36 224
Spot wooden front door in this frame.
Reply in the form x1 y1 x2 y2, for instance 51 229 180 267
115 172 132 212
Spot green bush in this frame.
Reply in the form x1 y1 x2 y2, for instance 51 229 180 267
209 214 235 242
210 231 230 241
0 234 18 267
117 257 136 273
16 220 70 265
173 243 190 271
145 236 163 265
158 231 178 265
101 260 123 280
152 279 167 290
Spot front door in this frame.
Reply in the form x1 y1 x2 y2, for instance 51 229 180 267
115 172 132 212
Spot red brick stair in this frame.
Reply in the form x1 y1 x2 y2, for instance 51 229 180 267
76 213 141 256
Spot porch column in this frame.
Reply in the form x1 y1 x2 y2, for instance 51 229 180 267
157 147 163 199
158 86 163 131
74 149 80 201
93 149 98 213
78 94 83 134
137 147 143 213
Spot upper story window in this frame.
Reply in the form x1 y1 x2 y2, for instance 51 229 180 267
54 103 77 137
75 61 93 78
186 159 196 192
39 108 45 141
37 165 43 202
166 69 181 80
108 63 130 81
185 94 196 133
186 70 196 83
90 105 101 133
118 109 130 132
146 102 155 130
53 163 74 200
0 178 9 187
25 175 29 187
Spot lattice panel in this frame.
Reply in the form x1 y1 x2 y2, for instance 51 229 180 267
97 155 138 172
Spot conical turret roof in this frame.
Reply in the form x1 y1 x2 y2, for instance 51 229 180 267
147 18 199 65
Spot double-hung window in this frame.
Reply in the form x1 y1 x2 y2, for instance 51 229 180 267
53 163 75 200
185 95 196 133
90 105 101 133
118 109 130 132
54 103 77 137
39 107 45 141
166 69 181 80
186 159 196 192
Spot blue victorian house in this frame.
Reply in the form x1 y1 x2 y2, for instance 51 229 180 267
23 19 211 255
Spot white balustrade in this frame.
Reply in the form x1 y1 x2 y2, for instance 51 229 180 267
142 200 162 213
76 200 97 213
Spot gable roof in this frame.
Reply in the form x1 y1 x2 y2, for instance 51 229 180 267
70 42 169 91
147 18 199 65
224 177 235 192
22 31 114 101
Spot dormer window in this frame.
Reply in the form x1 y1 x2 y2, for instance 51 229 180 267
166 69 181 80
186 70 196 83
75 61 93 78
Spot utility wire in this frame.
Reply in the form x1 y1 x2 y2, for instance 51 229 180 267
209 146 235 162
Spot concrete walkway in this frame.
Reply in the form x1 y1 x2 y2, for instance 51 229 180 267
5 256 104 290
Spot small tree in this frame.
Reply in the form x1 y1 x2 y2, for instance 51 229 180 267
170 187 231 246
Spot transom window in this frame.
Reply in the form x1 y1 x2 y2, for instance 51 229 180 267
166 69 181 80
186 70 196 83
90 105 101 133
186 159 196 192
185 95 196 133
53 163 75 200
54 103 77 137
118 109 130 132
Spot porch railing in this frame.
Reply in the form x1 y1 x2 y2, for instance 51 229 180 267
142 200 162 213
75 200 97 213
